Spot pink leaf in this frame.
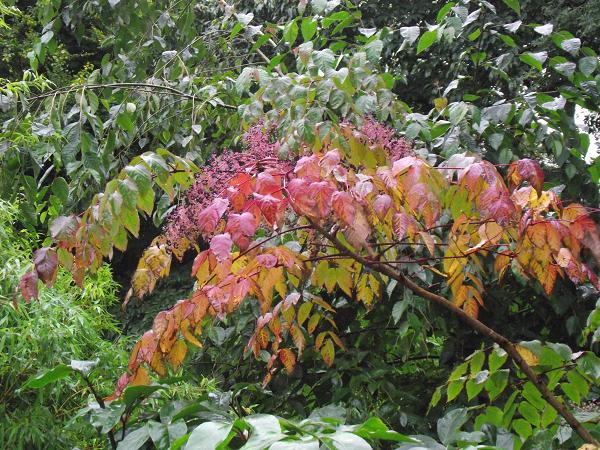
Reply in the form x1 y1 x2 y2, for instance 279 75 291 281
294 154 321 180
226 212 257 247
197 197 229 235
320 149 340 175
373 194 393 220
332 191 356 225
210 233 233 262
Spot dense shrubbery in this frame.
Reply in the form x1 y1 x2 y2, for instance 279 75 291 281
0 200 129 448
2 0 600 449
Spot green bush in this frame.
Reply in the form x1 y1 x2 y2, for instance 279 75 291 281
0 200 130 449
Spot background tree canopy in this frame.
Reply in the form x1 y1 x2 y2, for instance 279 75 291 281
1 0 600 449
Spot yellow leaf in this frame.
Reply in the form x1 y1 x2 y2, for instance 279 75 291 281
308 313 321 334
321 338 335 367
315 332 327 350
130 367 151 386
150 351 167 377
278 348 296 375
463 297 479 319
434 97 448 111
419 231 436 256
298 302 313 327
516 344 539 367
336 267 353 297
356 274 374 306
181 319 203 348
328 331 346 351
167 340 188 371
290 324 306 355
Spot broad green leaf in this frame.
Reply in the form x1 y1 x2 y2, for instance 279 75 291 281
22 365 73 389
301 18 317 41
185 421 232 450
284 19 298 45
579 56 598 76
117 425 150 450
400 26 420 44
502 0 520 15
447 379 465 402
520 52 548 71
436 2 455 23
51 177 69 205
437 408 469 445
417 29 438 55
518 401 540 427
329 432 371 450
354 417 415 442
533 24 553 36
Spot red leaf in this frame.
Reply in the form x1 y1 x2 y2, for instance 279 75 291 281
253 193 287 227
33 247 58 286
308 181 335 217
210 233 233 262
255 172 281 195
257 253 278 268
19 271 39 302
508 159 544 195
287 179 316 217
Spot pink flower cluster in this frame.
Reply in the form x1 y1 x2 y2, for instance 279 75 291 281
355 117 413 161
164 122 291 246
164 118 412 249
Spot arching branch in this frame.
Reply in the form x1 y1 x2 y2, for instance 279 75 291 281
313 221 599 446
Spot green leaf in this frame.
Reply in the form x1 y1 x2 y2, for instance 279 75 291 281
541 405 558 428
22 364 73 389
284 19 298 45
365 40 383 63
417 29 438 54
579 56 598 77
561 38 581 55
51 177 69 205
117 425 150 450
502 0 520 15
185 421 232 450
447 379 465 402
329 432 371 450
533 24 553 36
122 385 166 408
522 382 545 410
436 2 455 23
354 417 415 442
400 26 420 44
577 352 600 380
437 408 469 445
520 52 548 71
301 18 317 41
485 369 509 401
429 386 442 410
518 401 540 427
466 379 484 400
512 418 532 439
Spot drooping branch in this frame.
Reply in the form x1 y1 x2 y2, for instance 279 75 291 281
314 222 599 446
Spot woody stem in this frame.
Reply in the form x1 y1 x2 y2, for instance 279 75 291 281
314 223 598 446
